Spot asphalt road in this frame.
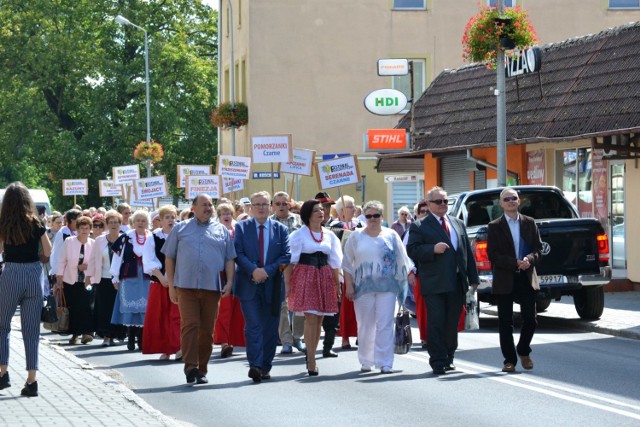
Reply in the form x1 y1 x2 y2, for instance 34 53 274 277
44 315 640 427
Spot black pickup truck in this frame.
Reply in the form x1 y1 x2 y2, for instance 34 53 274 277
448 185 611 319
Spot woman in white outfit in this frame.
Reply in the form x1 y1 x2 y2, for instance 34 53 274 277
342 200 415 374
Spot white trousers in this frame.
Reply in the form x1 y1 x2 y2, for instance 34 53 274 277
354 292 396 369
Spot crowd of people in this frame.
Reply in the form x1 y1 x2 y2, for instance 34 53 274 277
0 181 542 396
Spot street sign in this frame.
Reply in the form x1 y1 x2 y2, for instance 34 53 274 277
384 175 418 183
363 88 408 115
377 58 409 76
252 171 281 179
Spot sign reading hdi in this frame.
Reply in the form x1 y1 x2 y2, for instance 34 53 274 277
364 89 407 115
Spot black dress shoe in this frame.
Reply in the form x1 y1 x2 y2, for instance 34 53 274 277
307 368 319 376
432 367 446 375
20 381 38 397
0 372 11 390
261 371 271 380
186 368 199 384
444 364 456 371
196 373 208 384
323 350 338 358
248 367 262 383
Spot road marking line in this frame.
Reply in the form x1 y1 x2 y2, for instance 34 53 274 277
402 353 640 420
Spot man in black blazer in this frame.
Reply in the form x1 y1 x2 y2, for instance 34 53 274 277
407 186 479 375
487 188 542 373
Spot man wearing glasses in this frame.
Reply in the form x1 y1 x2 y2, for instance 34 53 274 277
407 186 478 376
270 191 306 355
235 191 291 383
486 188 542 373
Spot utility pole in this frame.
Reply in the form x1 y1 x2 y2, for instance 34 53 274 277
496 0 507 186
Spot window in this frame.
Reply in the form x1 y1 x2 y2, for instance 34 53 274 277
392 59 426 112
393 0 426 10
609 0 640 8
488 0 516 6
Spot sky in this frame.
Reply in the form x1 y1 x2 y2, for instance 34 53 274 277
202 0 218 10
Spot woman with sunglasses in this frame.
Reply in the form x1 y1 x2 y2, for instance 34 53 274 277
342 200 414 374
391 206 412 239
287 199 343 376
89 211 126 347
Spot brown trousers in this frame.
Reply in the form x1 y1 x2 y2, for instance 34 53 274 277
176 288 220 375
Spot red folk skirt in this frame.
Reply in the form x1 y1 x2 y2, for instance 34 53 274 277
142 281 181 355
339 282 358 338
290 263 338 314
213 294 246 346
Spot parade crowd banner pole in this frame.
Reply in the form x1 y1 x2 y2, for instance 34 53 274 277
62 179 89 207
279 148 315 200
314 155 360 211
252 134 292 196
217 154 252 200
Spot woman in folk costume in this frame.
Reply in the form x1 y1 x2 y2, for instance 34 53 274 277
110 210 153 351
142 205 182 360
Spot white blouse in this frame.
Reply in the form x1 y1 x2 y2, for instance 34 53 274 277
109 229 155 282
289 225 343 269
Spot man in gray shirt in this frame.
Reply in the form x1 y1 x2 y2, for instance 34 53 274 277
163 194 236 385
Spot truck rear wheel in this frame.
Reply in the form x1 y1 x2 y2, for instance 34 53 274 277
535 297 551 313
573 286 604 320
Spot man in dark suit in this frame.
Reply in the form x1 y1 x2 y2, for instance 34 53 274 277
235 191 291 383
407 186 479 375
487 188 542 373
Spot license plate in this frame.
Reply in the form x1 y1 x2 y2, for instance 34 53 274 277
539 275 566 284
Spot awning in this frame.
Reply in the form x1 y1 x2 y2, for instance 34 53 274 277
376 150 427 173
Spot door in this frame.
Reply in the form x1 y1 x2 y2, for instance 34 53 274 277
609 162 626 269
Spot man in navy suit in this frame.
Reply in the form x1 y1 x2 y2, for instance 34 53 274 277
235 191 291 383
407 186 479 375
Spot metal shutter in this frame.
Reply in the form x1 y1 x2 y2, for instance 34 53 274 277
390 181 424 222
441 154 470 194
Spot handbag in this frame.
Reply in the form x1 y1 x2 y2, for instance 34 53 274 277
394 305 412 354
464 288 480 330
530 267 540 290
41 293 58 324
43 288 69 333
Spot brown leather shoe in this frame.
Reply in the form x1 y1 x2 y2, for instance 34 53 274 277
502 363 516 373
519 355 534 370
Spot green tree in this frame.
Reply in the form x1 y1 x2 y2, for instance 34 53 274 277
0 0 218 210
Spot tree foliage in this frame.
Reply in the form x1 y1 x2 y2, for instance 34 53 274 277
0 0 218 210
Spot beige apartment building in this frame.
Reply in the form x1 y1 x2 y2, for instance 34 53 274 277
218 0 640 217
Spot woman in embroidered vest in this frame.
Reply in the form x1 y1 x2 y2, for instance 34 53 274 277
141 205 182 360
110 210 152 351
213 203 245 359
56 216 96 346
342 200 414 374
89 210 126 347
287 200 343 376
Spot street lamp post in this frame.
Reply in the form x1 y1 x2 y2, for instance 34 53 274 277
496 0 507 186
115 15 152 178
227 0 236 157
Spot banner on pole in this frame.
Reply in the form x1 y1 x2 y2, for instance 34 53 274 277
177 165 212 188
113 165 141 185
251 134 292 164
127 185 154 208
98 180 124 198
186 175 221 200
217 155 252 180
315 155 360 189
133 176 168 200
62 179 88 196
280 148 315 176
222 177 244 194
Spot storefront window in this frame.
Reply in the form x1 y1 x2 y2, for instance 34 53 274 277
556 148 593 217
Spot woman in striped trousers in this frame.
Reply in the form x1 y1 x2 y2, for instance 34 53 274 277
0 182 52 397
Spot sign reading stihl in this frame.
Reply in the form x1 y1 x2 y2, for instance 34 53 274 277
364 129 409 152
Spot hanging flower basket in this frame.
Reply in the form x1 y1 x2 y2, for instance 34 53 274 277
133 141 164 163
462 6 538 65
210 102 249 129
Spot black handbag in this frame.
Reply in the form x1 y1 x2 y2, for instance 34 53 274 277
41 293 59 324
394 305 412 354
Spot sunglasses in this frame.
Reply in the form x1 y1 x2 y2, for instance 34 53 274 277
429 199 448 205
400 213 408 216
93 223 104 228
502 196 519 202
365 213 382 219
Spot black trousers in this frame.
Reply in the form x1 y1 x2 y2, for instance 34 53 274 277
496 272 537 365
322 300 340 351
64 282 95 336
424 285 465 369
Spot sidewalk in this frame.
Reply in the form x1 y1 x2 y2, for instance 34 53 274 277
481 290 640 340
0 315 184 427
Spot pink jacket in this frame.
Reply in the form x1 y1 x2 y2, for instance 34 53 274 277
88 234 112 282
56 236 95 285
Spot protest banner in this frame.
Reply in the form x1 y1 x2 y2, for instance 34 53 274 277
98 180 124 198
222 177 244 195
133 176 168 200
127 185 154 208
177 165 212 188
217 155 252 180
112 164 141 185
185 175 221 199
315 155 360 190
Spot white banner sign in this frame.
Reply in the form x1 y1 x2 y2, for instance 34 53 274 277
186 175 221 200
315 155 360 189
62 179 88 196
177 165 212 188
113 164 141 185
251 135 292 164
98 180 123 197
127 185 154 208
222 177 244 194
280 148 315 176
133 176 168 200
217 155 252 180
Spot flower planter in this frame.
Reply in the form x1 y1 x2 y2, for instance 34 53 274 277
211 102 248 129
